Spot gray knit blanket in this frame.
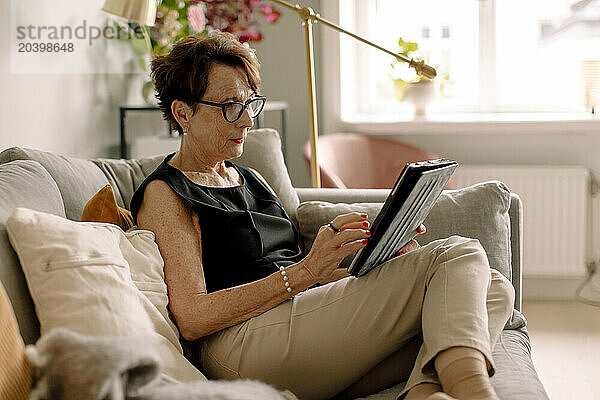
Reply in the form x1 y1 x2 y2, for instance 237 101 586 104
25 327 297 400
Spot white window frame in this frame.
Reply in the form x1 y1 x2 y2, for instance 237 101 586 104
320 0 600 136
479 0 497 113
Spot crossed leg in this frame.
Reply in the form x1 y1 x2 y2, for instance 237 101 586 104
338 240 514 400
200 236 514 400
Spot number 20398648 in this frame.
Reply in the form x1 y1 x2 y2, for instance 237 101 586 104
18 42 74 53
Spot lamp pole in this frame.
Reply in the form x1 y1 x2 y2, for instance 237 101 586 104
300 6 321 189
269 0 436 188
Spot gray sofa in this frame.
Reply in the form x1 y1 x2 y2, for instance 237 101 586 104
0 128 548 399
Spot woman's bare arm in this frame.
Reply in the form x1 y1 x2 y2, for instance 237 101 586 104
137 179 369 341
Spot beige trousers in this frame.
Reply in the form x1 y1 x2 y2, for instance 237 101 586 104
199 236 515 400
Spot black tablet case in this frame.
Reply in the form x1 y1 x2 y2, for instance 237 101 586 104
347 159 458 277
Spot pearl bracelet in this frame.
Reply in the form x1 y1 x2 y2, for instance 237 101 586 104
279 266 292 293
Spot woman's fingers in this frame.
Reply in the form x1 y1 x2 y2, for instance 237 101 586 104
339 235 370 255
395 225 426 255
397 239 421 256
305 212 374 280
339 219 370 231
334 228 370 246
330 212 367 231
306 224 369 280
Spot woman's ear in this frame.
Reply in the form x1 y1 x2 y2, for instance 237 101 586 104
171 100 191 126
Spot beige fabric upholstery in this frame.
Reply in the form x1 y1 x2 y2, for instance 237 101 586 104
234 128 299 222
0 129 299 225
0 160 65 344
6 208 207 383
0 147 110 221
296 181 512 282
92 156 163 209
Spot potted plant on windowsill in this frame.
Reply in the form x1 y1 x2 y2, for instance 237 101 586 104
390 37 447 117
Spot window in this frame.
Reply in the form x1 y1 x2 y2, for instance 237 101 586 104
337 0 600 122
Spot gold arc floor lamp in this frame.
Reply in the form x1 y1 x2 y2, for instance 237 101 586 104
268 0 437 188
102 0 436 188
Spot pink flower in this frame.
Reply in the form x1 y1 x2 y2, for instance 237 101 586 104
188 4 206 33
260 5 273 14
265 12 279 23
260 5 280 23
239 30 262 42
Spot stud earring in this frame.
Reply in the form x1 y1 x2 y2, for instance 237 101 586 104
182 127 188 136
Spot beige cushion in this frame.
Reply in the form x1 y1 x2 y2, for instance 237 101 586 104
0 148 110 221
6 208 206 383
0 281 31 399
296 181 512 281
0 128 297 223
234 128 299 223
0 160 66 345
91 155 164 210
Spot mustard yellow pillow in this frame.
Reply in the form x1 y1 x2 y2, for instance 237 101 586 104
81 185 134 231
0 282 31 400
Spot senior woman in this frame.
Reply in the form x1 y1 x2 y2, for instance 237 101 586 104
130 32 514 400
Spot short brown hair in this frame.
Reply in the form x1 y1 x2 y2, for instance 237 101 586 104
151 31 261 134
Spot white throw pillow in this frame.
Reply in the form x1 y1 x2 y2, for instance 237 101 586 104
6 207 206 383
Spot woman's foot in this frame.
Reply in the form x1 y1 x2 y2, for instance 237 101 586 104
434 346 499 400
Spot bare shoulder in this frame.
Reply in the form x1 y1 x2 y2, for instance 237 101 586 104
136 179 207 320
137 179 197 234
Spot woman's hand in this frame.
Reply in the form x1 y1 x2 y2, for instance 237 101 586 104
396 224 426 256
318 268 351 285
301 212 370 284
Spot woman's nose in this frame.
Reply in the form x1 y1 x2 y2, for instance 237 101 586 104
238 108 254 128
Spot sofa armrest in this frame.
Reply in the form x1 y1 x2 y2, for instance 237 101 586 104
295 187 524 313
509 193 523 312
296 188 390 204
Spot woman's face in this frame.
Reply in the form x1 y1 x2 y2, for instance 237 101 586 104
187 63 256 162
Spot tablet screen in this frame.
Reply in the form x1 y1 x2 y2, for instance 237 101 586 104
347 159 458 277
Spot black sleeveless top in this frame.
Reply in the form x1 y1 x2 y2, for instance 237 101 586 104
130 153 304 293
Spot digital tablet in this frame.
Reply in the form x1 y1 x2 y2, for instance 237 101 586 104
347 159 458 277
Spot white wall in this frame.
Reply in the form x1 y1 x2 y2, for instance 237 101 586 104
0 0 158 159
2 0 598 189
252 0 322 188
0 0 320 186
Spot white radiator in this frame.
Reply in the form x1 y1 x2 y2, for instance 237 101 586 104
453 166 591 278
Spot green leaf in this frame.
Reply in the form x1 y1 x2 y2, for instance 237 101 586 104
131 35 148 55
181 23 191 37
397 36 419 57
162 0 179 8
138 56 147 71
393 78 409 101
111 21 133 42
406 42 418 52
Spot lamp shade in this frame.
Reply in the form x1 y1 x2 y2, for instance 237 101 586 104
102 0 157 26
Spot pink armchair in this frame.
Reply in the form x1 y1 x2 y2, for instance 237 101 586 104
303 133 456 189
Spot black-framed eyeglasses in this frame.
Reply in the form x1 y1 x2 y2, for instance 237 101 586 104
196 95 267 123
